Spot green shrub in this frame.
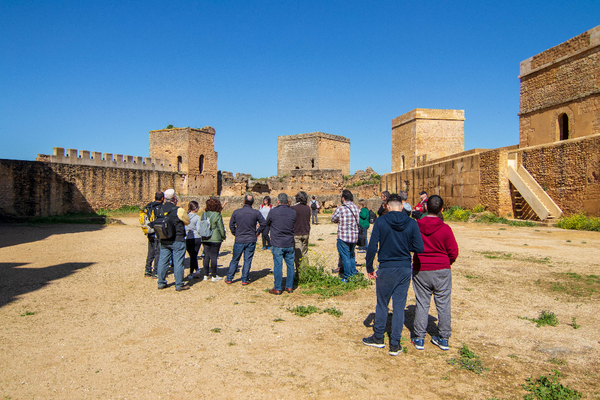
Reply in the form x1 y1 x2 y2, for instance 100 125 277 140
523 370 581 399
297 257 371 298
288 305 320 317
520 310 559 327
166 124 174 129
448 343 487 374
473 204 485 213
556 213 600 231
443 206 472 222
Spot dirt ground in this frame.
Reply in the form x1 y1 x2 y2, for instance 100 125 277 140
1 214 599 399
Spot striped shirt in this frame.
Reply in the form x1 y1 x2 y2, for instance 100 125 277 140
331 201 360 243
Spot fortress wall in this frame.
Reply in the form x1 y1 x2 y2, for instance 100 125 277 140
36 147 173 171
513 133 600 216
318 137 351 176
0 160 181 217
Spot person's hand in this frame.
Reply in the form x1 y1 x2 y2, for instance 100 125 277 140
368 271 377 280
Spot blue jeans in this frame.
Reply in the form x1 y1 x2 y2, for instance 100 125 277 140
227 242 256 283
272 246 295 291
157 240 186 288
337 239 357 279
373 266 412 347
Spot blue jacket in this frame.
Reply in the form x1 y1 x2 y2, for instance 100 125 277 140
229 205 266 243
266 204 296 248
365 210 424 273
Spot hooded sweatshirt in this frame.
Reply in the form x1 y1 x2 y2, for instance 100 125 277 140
365 210 424 273
412 215 459 272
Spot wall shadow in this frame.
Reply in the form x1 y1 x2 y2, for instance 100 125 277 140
0 223 105 250
0 261 95 308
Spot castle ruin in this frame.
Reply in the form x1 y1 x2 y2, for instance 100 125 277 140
277 132 350 176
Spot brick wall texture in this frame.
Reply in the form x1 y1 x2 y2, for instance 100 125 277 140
277 132 350 176
519 26 600 147
392 109 464 172
0 160 180 217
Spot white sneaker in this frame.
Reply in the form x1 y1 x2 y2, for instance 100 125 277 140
203 275 209 281
211 276 223 282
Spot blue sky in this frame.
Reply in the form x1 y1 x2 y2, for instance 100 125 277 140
1 1 599 178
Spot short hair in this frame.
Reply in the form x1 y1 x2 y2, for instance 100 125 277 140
419 190 428 196
205 198 223 213
155 191 164 201
399 191 408 201
263 196 271 205
387 193 402 205
381 191 390 198
312 196 315 199
277 193 288 204
427 195 443 215
341 189 354 202
188 201 199 212
295 191 308 205
244 194 254 206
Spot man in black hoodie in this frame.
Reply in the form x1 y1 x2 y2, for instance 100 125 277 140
362 193 424 356
144 191 164 278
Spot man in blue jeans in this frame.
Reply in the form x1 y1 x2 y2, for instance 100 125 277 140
362 193 424 355
156 189 191 291
330 189 360 282
226 194 266 285
266 193 296 294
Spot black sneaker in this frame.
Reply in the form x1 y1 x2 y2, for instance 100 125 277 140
362 335 385 348
176 285 191 291
389 344 402 356
144 271 152 277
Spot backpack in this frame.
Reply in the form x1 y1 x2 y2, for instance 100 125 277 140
151 204 176 240
198 212 215 238
310 200 317 210
368 210 377 224
140 203 161 235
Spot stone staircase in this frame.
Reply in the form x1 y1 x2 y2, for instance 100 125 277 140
508 165 562 222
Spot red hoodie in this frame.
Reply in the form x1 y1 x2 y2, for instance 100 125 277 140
413 216 459 271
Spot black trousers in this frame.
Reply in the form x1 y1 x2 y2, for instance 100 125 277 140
145 234 160 274
203 242 222 277
186 238 203 274
261 226 271 248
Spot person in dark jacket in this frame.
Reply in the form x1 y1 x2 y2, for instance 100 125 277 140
411 195 458 351
226 195 266 285
266 193 296 294
144 191 164 278
363 193 424 356
376 191 390 217
156 189 191 291
291 191 311 271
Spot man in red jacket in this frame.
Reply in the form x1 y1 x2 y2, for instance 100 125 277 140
411 195 459 351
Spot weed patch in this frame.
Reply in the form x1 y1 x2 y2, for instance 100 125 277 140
519 310 559 327
297 258 371 298
556 213 600 232
322 307 343 317
447 343 487 374
523 370 581 399
20 311 36 316
210 327 221 333
545 273 600 298
287 305 320 317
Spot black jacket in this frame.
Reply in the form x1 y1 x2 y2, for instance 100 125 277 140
229 205 266 243
266 204 296 248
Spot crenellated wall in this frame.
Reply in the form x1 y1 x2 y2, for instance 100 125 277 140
36 147 173 171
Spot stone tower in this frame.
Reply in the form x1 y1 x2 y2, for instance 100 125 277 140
519 25 600 148
149 126 218 195
391 109 465 172
277 132 351 176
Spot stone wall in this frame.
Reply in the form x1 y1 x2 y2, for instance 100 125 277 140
36 147 172 171
513 133 600 216
0 159 181 217
381 148 512 216
277 132 350 176
392 109 465 172
519 25 600 147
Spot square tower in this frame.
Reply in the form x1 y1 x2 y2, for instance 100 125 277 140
277 132 351 176
391 109 465 172
519 25 600 148
149 126 218 195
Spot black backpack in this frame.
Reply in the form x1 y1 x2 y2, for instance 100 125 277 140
151 204 176 240
310 200 318 210
368 210 377 224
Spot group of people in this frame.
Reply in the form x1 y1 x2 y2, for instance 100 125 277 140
143 189 316 295
143 187 458 356
362 191 458 356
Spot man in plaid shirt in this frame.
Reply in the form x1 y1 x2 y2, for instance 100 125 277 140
331 189 360 281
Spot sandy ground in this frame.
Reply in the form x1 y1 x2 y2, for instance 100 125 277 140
1 215 599 399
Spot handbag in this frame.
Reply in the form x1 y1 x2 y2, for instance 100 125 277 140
343 204 366 247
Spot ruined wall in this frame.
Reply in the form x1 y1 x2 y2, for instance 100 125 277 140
381 148 512 216
277 132 350 176
149 127 218 195
0 160 180 217
519 25 600 147
392 109 465 172
514 133 600 216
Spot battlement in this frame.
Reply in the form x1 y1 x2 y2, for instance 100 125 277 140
278 132 350 144
149 126 216 135
36 147 174 172
392 109 465 129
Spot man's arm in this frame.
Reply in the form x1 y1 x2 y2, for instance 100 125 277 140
446 226 459 264
410 221 425 254
365 221 380 274
229 212 236 236
256 212 266 236
330 207 341 223
377 203 385 217
177 207 190 225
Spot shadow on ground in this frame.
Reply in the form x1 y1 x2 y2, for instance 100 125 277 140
363 305 439 339
0 262 95 308
0 223 105 250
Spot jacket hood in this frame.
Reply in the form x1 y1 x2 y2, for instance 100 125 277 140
418 215 445 236
383 210 412 231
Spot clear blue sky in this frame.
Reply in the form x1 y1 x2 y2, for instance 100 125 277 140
1 1 599 178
